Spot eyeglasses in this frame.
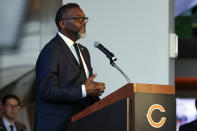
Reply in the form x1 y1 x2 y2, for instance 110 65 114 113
60 17 88 23
5 104 21 110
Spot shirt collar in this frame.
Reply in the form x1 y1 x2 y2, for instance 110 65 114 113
58 31 79 47
2 117 15 127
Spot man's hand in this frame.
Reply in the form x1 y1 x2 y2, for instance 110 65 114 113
85 73 105 96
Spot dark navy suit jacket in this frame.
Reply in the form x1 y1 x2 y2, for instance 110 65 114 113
0 117 27 131
34 34 99 131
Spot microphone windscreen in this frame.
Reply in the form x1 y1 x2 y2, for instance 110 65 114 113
94 41 101 47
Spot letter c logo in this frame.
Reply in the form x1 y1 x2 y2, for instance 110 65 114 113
146 104 166 128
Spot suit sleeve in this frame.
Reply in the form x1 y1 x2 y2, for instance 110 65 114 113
82 46 100 104
36 45 83 104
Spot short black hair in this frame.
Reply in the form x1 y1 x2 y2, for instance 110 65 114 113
55 3 80 28
2 94 21 106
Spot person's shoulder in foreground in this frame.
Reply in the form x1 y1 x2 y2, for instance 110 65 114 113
179 99 197 131
179 119 197 131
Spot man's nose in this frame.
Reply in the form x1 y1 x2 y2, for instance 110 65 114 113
80 19 86 25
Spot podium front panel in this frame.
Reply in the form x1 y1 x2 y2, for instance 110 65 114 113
67 99 129 131
134 93 176 131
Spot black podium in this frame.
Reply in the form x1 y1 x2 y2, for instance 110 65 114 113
67 83 175 131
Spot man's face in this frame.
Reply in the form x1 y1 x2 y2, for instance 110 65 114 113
63 7 87 38
3 98 20 121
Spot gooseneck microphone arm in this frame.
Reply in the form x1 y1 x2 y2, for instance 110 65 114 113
110 61 131 83
94 41 131 83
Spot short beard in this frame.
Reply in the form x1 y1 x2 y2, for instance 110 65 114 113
78 32 86 39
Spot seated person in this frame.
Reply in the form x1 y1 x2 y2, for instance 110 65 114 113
0 94 27 131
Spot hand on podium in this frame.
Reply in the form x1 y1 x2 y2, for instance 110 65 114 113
85 73 105 96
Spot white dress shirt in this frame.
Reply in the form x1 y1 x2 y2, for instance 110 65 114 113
58 32 88 98
3 117 17 131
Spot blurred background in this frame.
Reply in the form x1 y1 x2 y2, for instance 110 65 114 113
0 0 61 130
0 0 196 131
175 1 197 130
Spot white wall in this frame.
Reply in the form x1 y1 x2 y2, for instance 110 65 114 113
63 0 174 97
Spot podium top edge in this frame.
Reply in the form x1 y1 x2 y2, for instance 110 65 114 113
126 83 175 94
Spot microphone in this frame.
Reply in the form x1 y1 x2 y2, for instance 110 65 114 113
94 41 131 83
94 41 117 62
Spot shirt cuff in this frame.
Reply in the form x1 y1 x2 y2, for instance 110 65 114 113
82 84 87 98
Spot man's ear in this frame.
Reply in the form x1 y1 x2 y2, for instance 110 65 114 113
58 21 66 29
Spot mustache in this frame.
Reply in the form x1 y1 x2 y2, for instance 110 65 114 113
80 25 86 28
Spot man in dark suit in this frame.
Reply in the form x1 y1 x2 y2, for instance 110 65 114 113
0 94 27 131
179 99 197 131
34 3 106 131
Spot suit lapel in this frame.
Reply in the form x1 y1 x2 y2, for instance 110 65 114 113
15 121 21 131
56 34 81 71
0 118 6 131
55 34 92 78
78 44 92 76
15 123 20 131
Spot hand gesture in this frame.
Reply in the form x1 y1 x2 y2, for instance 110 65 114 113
85 73 105 96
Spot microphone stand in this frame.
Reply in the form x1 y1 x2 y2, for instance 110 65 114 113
110 60 131 83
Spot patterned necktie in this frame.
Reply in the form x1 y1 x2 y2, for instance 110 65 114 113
74 43 83 66
9 125 14 131
73 43 87 77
